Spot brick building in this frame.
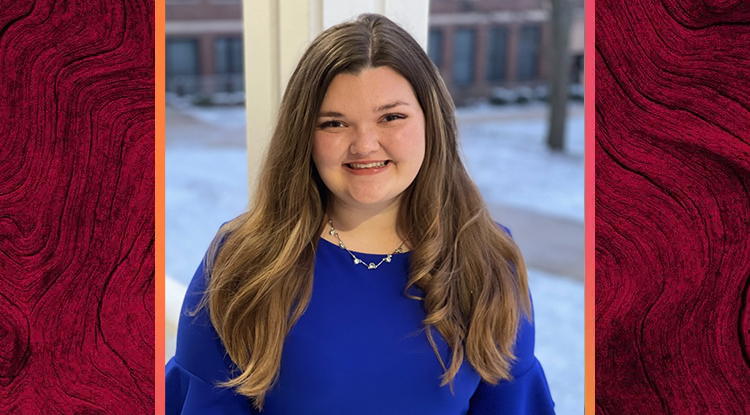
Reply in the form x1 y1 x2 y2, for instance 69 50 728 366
165 0 584 104
165 0 243 96
429 0 584 104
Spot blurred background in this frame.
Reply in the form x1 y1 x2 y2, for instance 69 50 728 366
165 1 584 414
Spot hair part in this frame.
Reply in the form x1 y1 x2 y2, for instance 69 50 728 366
198 13 530 410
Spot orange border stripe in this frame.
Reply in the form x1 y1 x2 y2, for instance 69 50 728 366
155 0 166 412
584 0 595 412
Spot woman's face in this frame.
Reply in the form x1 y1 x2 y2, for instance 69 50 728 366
312 66 426 211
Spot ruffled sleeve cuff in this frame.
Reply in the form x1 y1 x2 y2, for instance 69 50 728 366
468 358 555 414
166 357 251 415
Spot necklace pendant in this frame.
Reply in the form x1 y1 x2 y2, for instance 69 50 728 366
327 218 406 271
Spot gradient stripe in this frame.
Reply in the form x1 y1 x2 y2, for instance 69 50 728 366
585 0 596 413
156 0 166 413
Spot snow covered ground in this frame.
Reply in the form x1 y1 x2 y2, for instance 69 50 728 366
529 268 585 415
166 147 248 284
458 105 584 223
165 102 584 415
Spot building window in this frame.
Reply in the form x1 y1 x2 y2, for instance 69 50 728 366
215 37 244 93
517 25 541 81
486 26 509 81
453 28 476 86
166 39 199 95
428 29 442 69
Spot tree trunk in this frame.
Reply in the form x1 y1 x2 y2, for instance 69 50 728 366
546 0 573 151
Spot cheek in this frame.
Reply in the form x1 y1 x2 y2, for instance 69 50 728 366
399 123 426 165
312 137 336 169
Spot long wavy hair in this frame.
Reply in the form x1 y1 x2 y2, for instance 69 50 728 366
200 13 530 410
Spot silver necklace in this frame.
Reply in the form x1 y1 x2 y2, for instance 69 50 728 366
327 219 406 270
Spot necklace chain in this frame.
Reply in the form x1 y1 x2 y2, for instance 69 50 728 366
327 219 406 270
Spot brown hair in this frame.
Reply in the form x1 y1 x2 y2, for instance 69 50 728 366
201 13 530 410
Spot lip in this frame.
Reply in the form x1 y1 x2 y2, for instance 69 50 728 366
343 159 388 165
343 160 391 176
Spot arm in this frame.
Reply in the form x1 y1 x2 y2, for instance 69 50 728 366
165 241 252 415
467 224 556 414
467 300 555 414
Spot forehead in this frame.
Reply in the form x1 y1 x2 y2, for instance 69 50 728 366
320 66 419 110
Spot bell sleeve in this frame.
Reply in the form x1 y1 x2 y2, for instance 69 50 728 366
467 298 556 414
165 250 252 415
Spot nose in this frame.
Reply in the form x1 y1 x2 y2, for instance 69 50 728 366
348 126 380 157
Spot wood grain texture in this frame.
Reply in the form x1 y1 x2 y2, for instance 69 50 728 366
596 0 750 413
0 0 154 413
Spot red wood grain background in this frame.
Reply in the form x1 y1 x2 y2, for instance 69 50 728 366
596 0 750 413
0 0 155 413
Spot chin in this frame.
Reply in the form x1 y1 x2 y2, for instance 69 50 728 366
345 191 400 207
349 195 391 206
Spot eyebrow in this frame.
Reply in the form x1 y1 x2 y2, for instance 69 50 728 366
317 100 409 118
375 100 409 112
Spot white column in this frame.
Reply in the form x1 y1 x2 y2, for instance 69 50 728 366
242 0 282 197
242 0 430 196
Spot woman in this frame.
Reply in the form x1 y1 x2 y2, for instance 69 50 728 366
166 13 555 415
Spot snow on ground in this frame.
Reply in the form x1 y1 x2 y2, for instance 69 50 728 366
529 268 585 415
166 148 248 283
165 102 584 414
459 110 584 223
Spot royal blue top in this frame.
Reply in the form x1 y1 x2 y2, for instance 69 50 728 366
166 234 555 415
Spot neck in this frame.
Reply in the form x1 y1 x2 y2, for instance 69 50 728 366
323 196 408 254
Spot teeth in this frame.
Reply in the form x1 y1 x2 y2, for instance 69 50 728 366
349 161 386 169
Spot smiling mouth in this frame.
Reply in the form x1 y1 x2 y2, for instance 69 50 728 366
345 160 390 169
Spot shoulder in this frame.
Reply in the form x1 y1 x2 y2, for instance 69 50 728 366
494 221 513 238
492 220 533 374
510 296 537 377
166 223 253 413
172 225 238 383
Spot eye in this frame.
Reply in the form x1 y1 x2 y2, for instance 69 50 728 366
318 120 344 129
383 113 407 122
